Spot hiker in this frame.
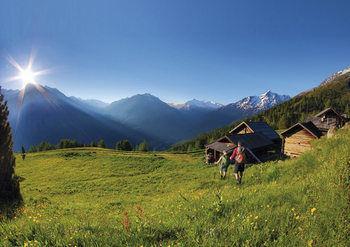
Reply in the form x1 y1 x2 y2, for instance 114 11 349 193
230 141 246 184
216 151 230 179
21 146 26 160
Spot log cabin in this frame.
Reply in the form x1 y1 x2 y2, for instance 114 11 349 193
205 141 234 163
205 121 282 163
229 121 282 154
308 108 347 135
280 121 322 157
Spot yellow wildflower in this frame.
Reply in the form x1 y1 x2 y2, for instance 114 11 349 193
310 207 317 215
307 239 314 247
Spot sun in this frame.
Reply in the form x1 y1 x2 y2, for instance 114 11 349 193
5 52 51 88
19 68 36 86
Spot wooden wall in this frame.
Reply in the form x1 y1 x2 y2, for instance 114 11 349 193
237 127 253 134
284 129 316 157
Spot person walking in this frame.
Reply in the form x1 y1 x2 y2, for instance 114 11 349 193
21 146 26 160
230 142 246 184
216 151 230 179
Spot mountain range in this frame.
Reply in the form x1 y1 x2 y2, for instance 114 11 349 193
2 85 159 150
1 84 290 150
172 66 350 151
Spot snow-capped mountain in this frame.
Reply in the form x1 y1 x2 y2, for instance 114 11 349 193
320 66 350 86
170 99 223 110
1 84 291 150
234 91 290 112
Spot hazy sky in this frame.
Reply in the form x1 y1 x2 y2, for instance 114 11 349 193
0 0 349 104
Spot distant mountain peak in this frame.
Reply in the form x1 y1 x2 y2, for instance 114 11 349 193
261 90 273 98
234 91 290 111
320 66 350 86
171 99 223 110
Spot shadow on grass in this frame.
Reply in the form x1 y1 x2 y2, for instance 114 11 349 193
0 176 24 220
0 198 23 220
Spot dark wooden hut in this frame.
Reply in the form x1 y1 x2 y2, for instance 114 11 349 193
308 108 347 135
229 121 282 154
280 121 322 157
205 121 282 163
205 141 235 163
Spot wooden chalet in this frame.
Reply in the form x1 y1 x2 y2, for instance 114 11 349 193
281 121 322 157
229 121 282 152
205 121 282 163
308 108 347 135
205 141 235 163
281 108 349 157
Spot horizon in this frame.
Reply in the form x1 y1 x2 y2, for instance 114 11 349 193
2 82 290 105
1 1 350 104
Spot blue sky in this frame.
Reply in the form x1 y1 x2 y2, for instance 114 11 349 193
0 0 349 104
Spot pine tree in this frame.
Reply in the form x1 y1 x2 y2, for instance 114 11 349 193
0 87 21 203
116 140 133 151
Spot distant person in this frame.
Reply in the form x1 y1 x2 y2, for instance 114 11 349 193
206 152 214 164
230 142 246 184
216 151 230 179
21 146 26 160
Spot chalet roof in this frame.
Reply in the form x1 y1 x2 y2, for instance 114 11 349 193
205 141 234 152
229 121 280 140
280 121 322 138
314 108 343 118
226 133 274 150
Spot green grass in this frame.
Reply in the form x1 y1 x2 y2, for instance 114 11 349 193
1 128 350 246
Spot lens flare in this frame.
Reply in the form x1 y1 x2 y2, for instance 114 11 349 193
19 68 36 85
5 52 51 88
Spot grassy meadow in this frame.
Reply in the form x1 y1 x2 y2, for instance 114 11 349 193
1 129 350 246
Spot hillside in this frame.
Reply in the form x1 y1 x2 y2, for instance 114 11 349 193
1 127 349 245
172 69 350 151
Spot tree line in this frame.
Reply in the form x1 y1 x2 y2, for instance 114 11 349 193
28 139 150 152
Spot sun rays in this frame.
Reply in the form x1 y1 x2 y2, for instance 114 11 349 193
3 52 57 136
5 51 51 88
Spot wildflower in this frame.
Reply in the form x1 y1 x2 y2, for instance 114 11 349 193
121 211 131 232
307 239 314 247
310 207 317 215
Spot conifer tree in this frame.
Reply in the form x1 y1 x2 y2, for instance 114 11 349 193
98 139 106 148
0 87 21 203
116 140 133 151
